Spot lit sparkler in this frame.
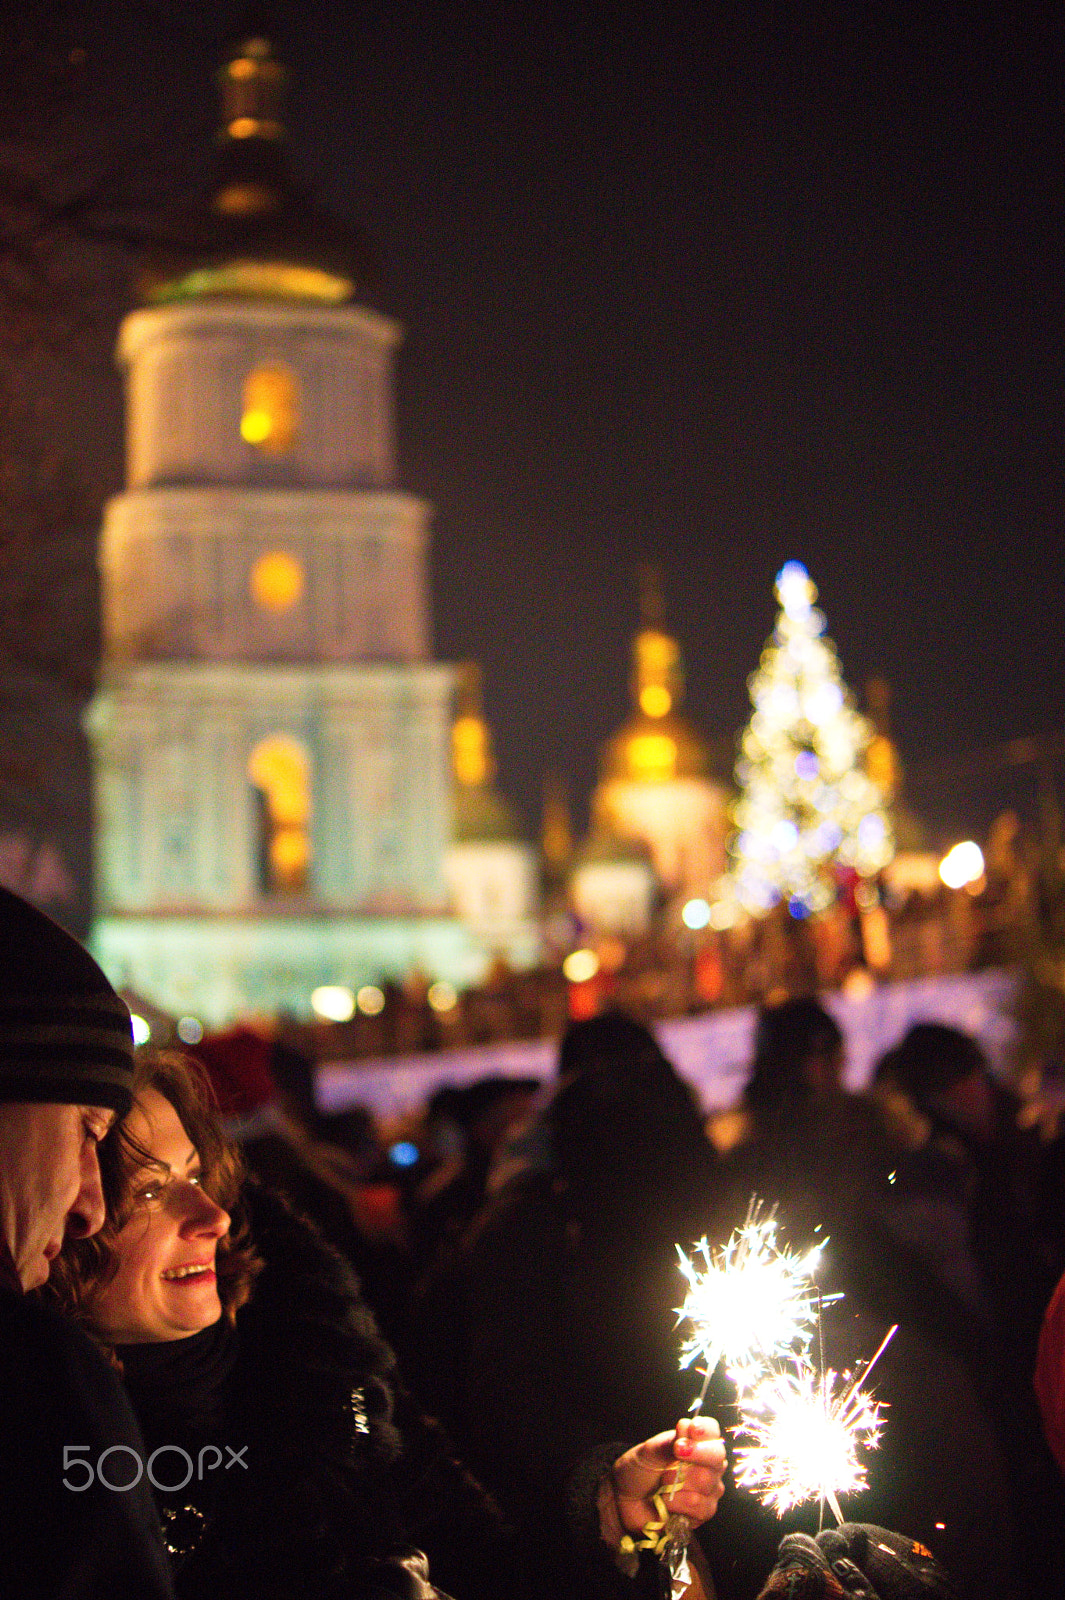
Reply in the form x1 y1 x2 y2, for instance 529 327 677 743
661 1201 833 1597
733 1324 897 1524
675 1199 831 1403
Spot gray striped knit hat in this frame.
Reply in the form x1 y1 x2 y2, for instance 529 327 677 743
0 888 134 1115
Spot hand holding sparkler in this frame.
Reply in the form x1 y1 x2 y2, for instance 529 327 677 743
608 1416 727 1541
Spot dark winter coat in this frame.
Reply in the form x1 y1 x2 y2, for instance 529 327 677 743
118 1183 518 1600
411 1049 728 1600
0 1243 174 1600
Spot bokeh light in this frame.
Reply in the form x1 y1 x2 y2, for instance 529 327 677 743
311 985 356 1022
562 948 600 983
939 841 985 889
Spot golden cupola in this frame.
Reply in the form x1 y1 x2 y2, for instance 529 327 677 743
451 663 523 844
140 37 377 308
444 665 541 964
601 567 711 785
587 567 728 902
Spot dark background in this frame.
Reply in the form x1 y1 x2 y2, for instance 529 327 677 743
1 1 1063 925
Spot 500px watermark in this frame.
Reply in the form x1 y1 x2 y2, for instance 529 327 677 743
63 1444 248 1492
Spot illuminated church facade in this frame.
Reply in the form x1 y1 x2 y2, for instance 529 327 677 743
88 40 508 1022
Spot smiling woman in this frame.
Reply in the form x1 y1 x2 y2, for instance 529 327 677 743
48 1049 517 1597
83 1088 231 1343
51 1052 258 1335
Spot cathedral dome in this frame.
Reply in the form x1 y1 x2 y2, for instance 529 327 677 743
585 572 729 900
598 580 712 786
601 707 711 785
449 664 526 845
140 38 377 308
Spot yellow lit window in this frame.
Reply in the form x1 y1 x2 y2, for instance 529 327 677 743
241 365 299 454
250 550 304 612
247 734 311 892
638 632 678 674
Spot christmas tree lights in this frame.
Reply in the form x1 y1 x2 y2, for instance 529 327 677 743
728 562 893 916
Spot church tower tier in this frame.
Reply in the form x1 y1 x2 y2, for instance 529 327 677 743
101 484 430 666
120 302 399 492
89 661 455 912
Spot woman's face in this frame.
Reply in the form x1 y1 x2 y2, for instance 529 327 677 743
87 1087 231 1344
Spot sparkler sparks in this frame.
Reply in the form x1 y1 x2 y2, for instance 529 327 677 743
663 1203 892 1595
661 1202 837 1598
733 1325 897 1523
675 1201 831 1402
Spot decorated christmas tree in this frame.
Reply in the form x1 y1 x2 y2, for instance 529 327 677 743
728 561 893 917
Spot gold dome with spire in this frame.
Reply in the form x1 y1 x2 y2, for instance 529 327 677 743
141 37 377 308
601 565 711 784
451 663 524 844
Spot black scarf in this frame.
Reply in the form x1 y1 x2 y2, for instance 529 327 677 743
117 1318 239 1460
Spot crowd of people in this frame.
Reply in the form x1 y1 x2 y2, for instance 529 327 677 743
3 884 1064 1598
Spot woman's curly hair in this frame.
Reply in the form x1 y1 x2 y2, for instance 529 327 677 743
49 1048 261 1334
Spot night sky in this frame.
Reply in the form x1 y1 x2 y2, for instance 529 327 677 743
2 1 1064 913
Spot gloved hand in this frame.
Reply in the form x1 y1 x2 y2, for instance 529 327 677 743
755 1523 959 1600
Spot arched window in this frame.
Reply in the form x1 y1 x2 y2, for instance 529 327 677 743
241 364 299 455
247 734 311 893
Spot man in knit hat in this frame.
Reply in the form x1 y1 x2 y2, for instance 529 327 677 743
0 887 174 1598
